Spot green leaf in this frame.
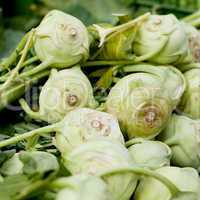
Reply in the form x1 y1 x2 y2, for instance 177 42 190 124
19 151 59 175
0 154 23 176
0 174 30 197
96 67 117 89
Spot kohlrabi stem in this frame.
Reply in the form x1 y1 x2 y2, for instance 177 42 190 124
99 167 179 196
49 179 75 189
19 98 43 120
21 56 39 67
190 19 200 28
83 36 167 67
83 60 136 67
182 10 200 23
0 123 61 148
98 12 150 47
0 56 39 82
178 63 200 72
19 60 52 78
0 30 34 92
0 32 29 70
125 138 145 147
0 70 50 111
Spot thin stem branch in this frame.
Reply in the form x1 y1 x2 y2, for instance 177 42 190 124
0 123 60 148
0 33 29 70
99 167 179 196
0 30 34 92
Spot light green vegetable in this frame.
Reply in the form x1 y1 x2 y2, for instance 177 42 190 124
178 64 200 119
135 166 200 200
20 66 97 123
182 23 200 63
55 108 125 154
127 138 171 169
0 108 124 149
158 114 200 171
63 139 185 200
0 151 59 176
50 174 113 200
34 9 89 68
106 64 185 139
133 14 191 65
64 139 138 200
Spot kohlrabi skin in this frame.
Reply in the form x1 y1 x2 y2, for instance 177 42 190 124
34 10 89 68
178 66 200 119
158 114 200 171
106 64 186 139
133 14 191 65
55 108 125 154
64 139 138 200
127 138 171 169
20 66 98 123
135 166 200 200
182 23 200 63
54 174 113 200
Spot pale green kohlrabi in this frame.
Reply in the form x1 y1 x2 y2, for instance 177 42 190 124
50 174 113 200
55 108 125 155
33 9 89 69
19 66 98 123
158 114 200 171
182 23 200 63
0 151 59 176
0 108 124 150
126 138 171 169
0 10 90 103
63 139 180 200
5 9 90 83
177 63 200 119
63 139 138 200
133 14 192 65
135 166 200 200
106 64 186 139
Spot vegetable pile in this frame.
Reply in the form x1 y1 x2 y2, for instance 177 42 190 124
0 8 200 200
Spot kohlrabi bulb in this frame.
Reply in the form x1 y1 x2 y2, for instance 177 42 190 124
106 64 185 139
133 14 190 65
178 65 200 119
55 108 125 154
127 138 171 169
183 23 200 63
158 114 200 171
34 10 89 67
20 66 98 123
54 174 113 200
135 166 200 200
64 139 138 200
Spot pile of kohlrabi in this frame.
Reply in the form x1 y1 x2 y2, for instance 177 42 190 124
0 9 200 200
